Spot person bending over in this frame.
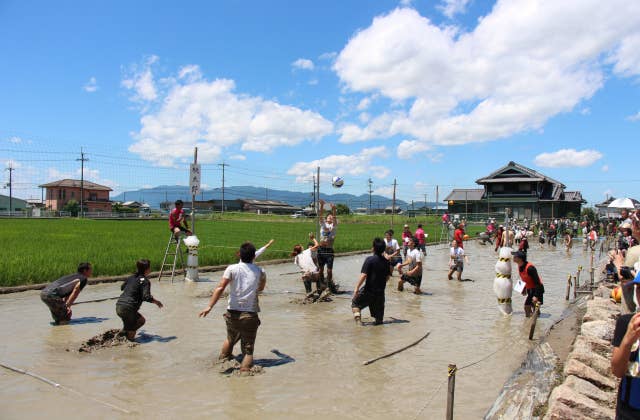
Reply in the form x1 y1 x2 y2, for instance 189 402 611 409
292 236 321 295
383 229 402 275
116 259 163 341
199 242 266 373
352 238 390 326
397 237 423 295
40 262 92 324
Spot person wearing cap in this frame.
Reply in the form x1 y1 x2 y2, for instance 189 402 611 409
169 200 192 239
401 224 412 259
611 272 640 419
495 225 505 252
512 250 544 317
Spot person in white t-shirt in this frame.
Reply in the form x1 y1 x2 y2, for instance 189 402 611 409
397 237 423 294
291 236 321 295
447 240 467 281
199 242 266 373
383 229 402 275
318 199 339 293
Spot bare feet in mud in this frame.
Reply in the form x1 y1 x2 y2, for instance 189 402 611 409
78 329 138 353
215 357 264 376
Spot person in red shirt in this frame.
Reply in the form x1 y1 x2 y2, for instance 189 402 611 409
495 225 504 252
401 224 412 258
512 250 544 317
414 224 426 254
454 223 465 249
169 200 192 239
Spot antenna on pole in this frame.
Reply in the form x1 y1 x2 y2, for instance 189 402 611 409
391 178 397 227
76 148 89 217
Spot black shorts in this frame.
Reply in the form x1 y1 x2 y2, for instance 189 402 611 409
401 274 422 287
525 287 544 306
318 247 334 269
352 292 385 322
418 244 426 253
116 304 141 331
389 257 402 267
451 262 464 272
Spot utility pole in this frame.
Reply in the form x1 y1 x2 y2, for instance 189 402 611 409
6 163 14 214
316 167 321 238
436 185 439 216
265 186 268 200
76 148 89 217
368 178 373 215
391 178 397 227
218 162 229 214
424 194 428 217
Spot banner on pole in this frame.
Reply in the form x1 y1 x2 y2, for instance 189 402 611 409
190 164 201 195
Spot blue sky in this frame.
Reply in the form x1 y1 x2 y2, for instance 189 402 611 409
1 0 639 205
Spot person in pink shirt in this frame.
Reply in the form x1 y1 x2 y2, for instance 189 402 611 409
169 200 192 239
414 224 426 254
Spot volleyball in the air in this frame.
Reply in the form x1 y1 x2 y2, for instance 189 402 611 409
332 176 344 188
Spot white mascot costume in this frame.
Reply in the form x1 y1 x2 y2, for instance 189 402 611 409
183 235 200 282
494 246 513 315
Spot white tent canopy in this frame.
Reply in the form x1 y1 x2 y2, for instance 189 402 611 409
607 198 637 209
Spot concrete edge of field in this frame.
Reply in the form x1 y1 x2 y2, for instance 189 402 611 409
0 249 372 294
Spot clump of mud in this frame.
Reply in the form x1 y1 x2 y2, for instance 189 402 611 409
78 329 138 353
216 358 264 376
290 290 333 305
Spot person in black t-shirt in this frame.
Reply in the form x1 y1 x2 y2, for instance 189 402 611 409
352 238 390 326
116 259 163 341
40 262 92 324
612 275 640 419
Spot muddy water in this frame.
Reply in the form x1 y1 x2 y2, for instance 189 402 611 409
0 242 596 419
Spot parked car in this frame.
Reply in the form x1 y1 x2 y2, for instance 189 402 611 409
291 211 306 218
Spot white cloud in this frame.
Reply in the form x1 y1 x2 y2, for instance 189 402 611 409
229 154 246 161
122 55 159 103
438 0 471 18
319 52 337 61
627 111 640 121
292 58 315 70
358 112 371 123
357 97 372 111
400 0 413 7
374 185 395 196
397 139 432 159
333 3 640 150
287 146 390 183
47 167 118 191
308 79 319 86
126 62 333 166
7 136 22 144
83 77 99 93
580 107 591 115
534 148 603 168
601 164 609 172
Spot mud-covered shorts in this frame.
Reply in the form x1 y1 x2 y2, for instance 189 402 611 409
40 292 71 324
317 247 334 269
116 304 141 331
352 291 385 323
401 274 422 287
224 310 261 355
451 261 464 272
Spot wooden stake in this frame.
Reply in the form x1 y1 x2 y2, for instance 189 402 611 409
529 303 541 340
565 274 572 301
446 363 457 420
573 275 578 299
362 331 431 365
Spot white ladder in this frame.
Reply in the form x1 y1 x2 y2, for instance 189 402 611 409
158 234 185 282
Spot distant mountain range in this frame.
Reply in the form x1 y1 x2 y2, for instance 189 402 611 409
111 185 438 210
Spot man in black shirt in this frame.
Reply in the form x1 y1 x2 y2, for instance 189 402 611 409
352 238 390 326
40 262 92 324
612 274 640 419
116 259 163 341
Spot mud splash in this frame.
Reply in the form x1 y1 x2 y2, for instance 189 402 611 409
78 329 137 353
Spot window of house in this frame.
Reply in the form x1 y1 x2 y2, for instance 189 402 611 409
71 191 75 198
58 189 62 199
90 193 97 201
492 184 504 192
518 183 530 192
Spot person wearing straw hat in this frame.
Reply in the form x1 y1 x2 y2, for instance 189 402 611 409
612 272 640 419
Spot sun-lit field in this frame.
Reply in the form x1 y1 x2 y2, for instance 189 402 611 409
1 216 481 286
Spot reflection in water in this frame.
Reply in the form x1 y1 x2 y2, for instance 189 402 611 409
0 241 598 419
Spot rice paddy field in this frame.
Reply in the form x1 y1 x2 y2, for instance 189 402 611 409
0 216 481 287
